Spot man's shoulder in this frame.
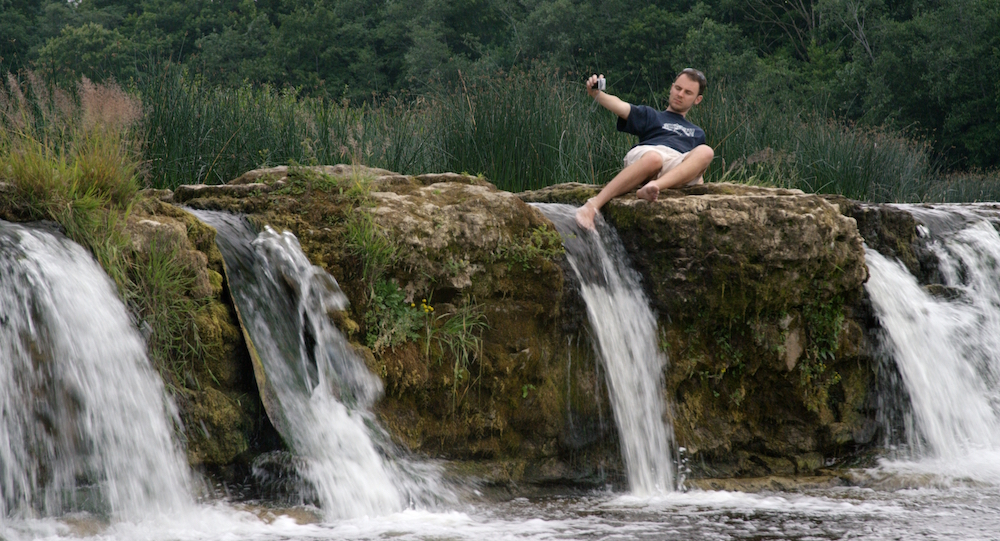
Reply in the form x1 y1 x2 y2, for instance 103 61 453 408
629 104 670 126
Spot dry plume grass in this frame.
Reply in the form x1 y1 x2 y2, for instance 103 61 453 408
78 76 143 133
1 72 143 214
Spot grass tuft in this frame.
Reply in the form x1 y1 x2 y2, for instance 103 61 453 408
129 232 207 387
0 71 204 390
434 299 488 412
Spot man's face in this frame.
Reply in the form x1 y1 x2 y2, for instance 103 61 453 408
668 74 703 115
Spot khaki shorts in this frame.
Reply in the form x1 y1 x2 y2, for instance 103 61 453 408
623 145 703 186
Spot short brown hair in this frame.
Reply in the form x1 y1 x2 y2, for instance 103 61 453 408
677 68 707 96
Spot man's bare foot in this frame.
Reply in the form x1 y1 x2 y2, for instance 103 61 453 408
575 200 599 230
636 183 660 201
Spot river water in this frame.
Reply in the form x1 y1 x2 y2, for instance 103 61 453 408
4 202 1000 540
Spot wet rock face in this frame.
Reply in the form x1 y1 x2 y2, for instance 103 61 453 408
174 168 882 482
177 166 619 486
522 182 877 477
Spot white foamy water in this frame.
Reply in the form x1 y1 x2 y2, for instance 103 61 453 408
0 488 938 541
533 203 674 495
12 204 1000 539
0 221 193 520
193 211 451 519
865 204 1000 477
865 250 1000 457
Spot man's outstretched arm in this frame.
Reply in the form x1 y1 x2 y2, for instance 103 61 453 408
586 74 630 119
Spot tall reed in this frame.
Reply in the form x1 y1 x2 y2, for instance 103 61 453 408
429 69 629 192
136 66 438 189
136 65 635 192
918 170 1000 203
133 65 995 202
693 84 937 203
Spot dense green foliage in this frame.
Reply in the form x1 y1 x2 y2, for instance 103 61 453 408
4 0 997 172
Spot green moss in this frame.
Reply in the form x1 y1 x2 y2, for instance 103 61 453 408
797 297 846 415
493 225 565 270
182 387 251 466
603 202 638 229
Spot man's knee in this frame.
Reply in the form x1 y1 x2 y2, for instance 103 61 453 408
690 145 714 165
637 151 664 173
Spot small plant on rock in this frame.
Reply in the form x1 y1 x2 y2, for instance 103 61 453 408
434 299 488 411
363 279 423 353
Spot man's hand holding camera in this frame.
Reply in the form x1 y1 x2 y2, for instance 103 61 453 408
586 74 606 97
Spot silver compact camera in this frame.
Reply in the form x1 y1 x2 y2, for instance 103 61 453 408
590 77 606 91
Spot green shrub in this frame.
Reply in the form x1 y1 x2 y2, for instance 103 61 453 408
0 72 205 388
0 73 141 282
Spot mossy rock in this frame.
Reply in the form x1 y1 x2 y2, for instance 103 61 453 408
523 182 878 476
175 168 887 483
128 192 273 468
178 165 620 483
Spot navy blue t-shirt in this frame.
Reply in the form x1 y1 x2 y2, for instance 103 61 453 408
617 104 706 153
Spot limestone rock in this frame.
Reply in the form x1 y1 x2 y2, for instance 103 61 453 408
179 165 615 482
522 182 876 477
367 178 552 296
176 167 885 482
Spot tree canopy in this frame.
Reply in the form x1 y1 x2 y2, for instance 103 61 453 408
4 0 997 169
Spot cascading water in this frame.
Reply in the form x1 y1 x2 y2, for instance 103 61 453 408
192 210 449 519
10 205 1000 539
533 203 675 494
865 205 1000 474
0 220 192 520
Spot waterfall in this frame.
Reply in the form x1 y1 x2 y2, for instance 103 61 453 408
193 210 448 519
0 220 192 520
533 204 675 494
866 205 1000 462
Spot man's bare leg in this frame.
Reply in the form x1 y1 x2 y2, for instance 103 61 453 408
636 145 715 201
576 152 663 229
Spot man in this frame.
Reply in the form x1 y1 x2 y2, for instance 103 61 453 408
575 68 714 230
